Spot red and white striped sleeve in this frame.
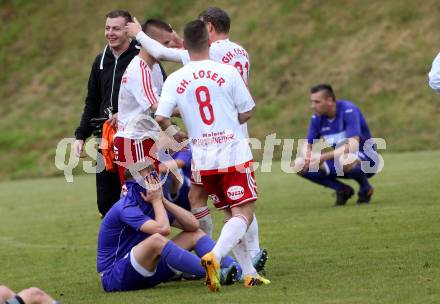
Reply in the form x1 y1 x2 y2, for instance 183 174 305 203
139 60 158 106
127 60 158 111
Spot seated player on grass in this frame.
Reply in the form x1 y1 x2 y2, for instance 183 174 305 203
96 161 239 292
292 84 381 206
0 285 59 304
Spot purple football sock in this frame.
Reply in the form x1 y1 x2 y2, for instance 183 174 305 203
162 241 205 277
194 235 241 271
302 171 348 191
344 164 371 194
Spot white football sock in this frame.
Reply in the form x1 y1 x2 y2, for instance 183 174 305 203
212 215 248 261
191 207 213 237
247 213 261 258
233 234 257 276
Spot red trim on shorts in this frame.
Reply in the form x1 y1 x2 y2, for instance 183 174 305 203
190 170 203 185
212 196 258 210
199 160 254 176
229 196 258 209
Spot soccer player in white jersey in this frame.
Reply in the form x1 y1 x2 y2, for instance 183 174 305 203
125 10 266 271
113 20 173 186
155 20 270 291
198 7 265 271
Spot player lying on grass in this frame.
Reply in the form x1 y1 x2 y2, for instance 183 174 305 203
155 20 270 291
0 285 59 304
292 84 381 206
125 9 267 272
97 161 240 292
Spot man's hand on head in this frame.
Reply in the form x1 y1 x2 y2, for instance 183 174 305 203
140 173 163 204
125 17 142 38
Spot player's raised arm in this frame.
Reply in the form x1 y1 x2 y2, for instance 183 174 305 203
126 17 184 62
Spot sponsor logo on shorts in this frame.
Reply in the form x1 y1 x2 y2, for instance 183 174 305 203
209 194 220 203
227 186 245 201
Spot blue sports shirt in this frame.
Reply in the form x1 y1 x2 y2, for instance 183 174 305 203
307 100 373 152
97 179 174 273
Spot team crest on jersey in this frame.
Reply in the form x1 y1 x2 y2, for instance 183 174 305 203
209 194 220 203
227 186 245 201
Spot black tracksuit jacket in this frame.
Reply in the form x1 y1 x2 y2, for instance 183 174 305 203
74 41 139 141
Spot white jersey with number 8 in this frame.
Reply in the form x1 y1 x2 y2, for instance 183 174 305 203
156 59 255 174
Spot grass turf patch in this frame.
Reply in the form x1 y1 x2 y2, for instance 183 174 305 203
0 151 439 303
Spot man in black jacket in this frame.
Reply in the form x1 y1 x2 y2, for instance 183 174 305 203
73 9 139 216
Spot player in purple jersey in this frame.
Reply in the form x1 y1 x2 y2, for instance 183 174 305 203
293 84 380 206
97 162 240 292
158 148 192 211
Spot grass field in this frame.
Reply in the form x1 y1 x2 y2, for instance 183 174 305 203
1 151 439 304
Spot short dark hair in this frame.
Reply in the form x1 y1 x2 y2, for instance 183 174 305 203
310 84 336 101
106 9 133 23
184 20 209 52
142 18 173 35
199 7 230 34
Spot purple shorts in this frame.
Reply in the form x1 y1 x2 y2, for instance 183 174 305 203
101 252 175 292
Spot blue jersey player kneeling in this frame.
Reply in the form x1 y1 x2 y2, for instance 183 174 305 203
97 161 239 292
293 84 381 206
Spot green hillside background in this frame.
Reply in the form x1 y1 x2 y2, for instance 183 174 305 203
1 0 440 180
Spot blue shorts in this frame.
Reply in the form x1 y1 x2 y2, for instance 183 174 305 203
101 250 175 292
323 150 381 178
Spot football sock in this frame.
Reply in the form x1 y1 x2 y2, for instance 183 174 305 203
233 235 257 276
301 171 348 191
191 207 213 237
162 241 205 277
194 235 240 270
194 234 214 257
212 215 248 261
344 164 371 194
246 214 261 259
